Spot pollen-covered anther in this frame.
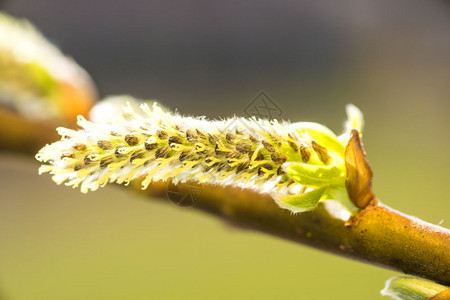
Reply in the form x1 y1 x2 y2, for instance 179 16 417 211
288 140 299 152
300 144 311 163
130 151 145 162
83 155 92 165
180 152 195 163
262 140 276 152
249 135 260 144
168 136 183 145
236 143 252 154
115 147 125 158
311 141 330 165
253 151 264 161
73 143 87 151
97 140 113 150
208 134 218 144
277 166 285 175
236 161 250 173
186 129 198 142
156 130 168 140
100 157 113 168
168 136 183 149
125 134 139 146
226 133 235 143
144 142 158 151
271 152 287 165
155 147 171 159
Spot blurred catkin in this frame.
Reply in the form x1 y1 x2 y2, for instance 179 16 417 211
0 12 96 121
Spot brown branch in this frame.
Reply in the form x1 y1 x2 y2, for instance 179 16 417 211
0 108 62 155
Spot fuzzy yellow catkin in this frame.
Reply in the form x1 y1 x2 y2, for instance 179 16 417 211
36 101 345 197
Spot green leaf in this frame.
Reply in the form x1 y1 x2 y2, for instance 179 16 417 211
273 187 326 213
344 104 364 133
381 276 449 300
284 162 344 187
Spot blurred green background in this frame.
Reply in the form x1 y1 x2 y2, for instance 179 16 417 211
1 1 449 299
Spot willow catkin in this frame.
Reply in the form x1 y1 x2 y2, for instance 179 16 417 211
36 100 361 213
37 102 332 190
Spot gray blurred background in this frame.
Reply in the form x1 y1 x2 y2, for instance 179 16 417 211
1 1 449 299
